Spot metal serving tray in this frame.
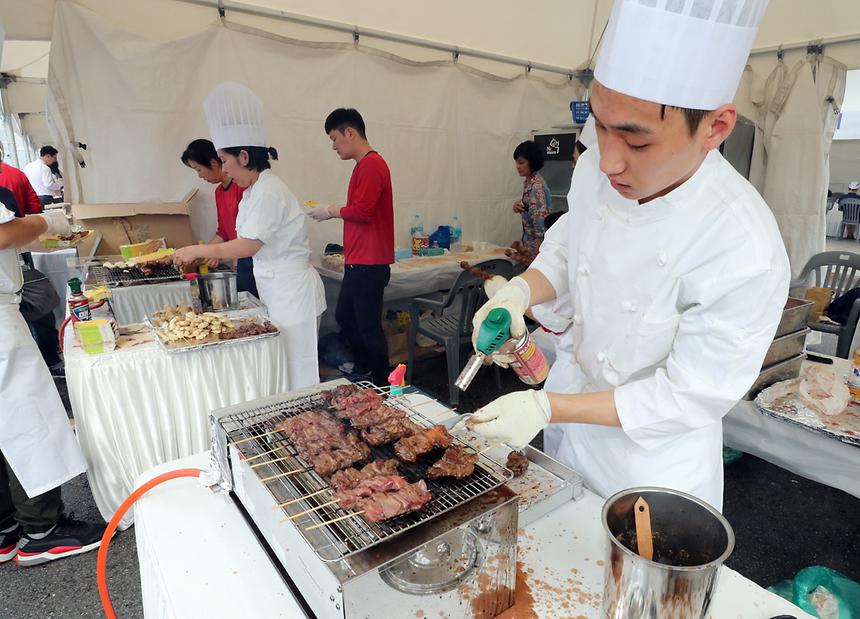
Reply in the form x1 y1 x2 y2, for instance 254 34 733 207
744 353 805 401
761 328 810 369
216 382 513 563
775 297 814 337
151 316 280 354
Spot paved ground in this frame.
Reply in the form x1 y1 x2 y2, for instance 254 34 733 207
2 344 858 618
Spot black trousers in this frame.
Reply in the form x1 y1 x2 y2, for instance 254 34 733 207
236 257 258 298
335 264 390 385
27 311 62 368
37 195 54 207
0 450 63 534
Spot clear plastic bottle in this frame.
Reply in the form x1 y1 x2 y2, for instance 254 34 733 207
450 215 463 252
185 273 202 312
410 214 425 256
849 349 860 402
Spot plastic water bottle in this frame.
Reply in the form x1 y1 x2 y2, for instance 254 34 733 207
410 214 425 255
450 215 463 252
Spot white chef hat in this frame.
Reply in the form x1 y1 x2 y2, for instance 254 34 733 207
0 25 5 69
204 82 266 150
579 116 597 150
595 0 769 110
849 181 860 190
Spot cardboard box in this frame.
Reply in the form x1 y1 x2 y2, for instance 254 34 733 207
71 190 197 256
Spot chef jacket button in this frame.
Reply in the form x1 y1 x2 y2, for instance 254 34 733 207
597 351 606 362
657 251 669 267
577 265 590 275
622 301 638 312
573 314 582 325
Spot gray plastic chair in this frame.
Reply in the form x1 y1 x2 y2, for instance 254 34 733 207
837 197 860 241
406 259 513 406
793 251 860 358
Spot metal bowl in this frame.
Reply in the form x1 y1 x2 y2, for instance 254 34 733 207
197 272 238 310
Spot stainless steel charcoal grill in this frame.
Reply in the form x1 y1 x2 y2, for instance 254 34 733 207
216 382 512 562
92 264 184 287
210 381 521 619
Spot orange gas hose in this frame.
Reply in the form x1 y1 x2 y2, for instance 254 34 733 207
97 467 203 619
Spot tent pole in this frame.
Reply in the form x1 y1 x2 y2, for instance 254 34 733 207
751 33 860 56
175 0 577 77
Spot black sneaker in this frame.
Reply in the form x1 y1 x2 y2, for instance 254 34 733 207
0 524 21 564
16 514 107 567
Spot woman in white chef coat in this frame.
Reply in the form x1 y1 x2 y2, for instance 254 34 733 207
465 0 790 511
0 180 106 566
173 83 326 389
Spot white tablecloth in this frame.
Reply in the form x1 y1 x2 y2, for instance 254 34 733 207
32 248 76 328
65 326 293 529
826 204 844 238
109 281 193 326
724 355 860 498
135 392 809 619
315 247 512 332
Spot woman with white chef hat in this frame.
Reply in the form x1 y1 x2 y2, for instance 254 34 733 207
174 82 326 389
467 0 789 511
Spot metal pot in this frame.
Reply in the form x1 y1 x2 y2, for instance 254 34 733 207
197 272 238 310
601 487 735 619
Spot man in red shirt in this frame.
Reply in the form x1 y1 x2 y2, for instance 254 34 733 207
181 139 257 296
0 148 42 215
311 108 394 386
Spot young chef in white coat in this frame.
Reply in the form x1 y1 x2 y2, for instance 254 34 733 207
0 189 106 566
467 0 790 511
173 83 326 389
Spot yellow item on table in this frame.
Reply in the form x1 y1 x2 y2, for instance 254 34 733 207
127 248 175 265
84 286 111 302
303 200 318 208
120 239 164 260
74 319 118 354
197 240 209 274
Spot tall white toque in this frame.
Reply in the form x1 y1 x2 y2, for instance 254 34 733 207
594 0 769 110
204 82 267 150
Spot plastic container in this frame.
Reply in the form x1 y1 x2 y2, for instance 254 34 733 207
450 215 463 252
394 248 413 261
849 349 860 402
410 214 425 256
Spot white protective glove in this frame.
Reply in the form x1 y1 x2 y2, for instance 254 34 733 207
483 275 508 299
308 204 335 222
37 210 71 236
472 276 530 366
467 390 552 450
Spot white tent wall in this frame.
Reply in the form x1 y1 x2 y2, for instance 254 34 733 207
48 3 581 252
830 140 860 192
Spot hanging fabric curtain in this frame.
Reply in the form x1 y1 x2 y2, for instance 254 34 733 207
758 51 846 279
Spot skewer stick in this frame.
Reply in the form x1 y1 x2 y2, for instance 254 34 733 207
273 488 330 509
251 454 296 469
259 468 309 483
229 428 282 447
245 446 285 462
305 512 364 531
283 500 340 521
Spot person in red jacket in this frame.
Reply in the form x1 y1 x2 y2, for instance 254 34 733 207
0 146 42 215
181 139 257 296
311 108 394 386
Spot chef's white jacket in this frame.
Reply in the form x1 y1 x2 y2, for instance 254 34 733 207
0 204 87 497
23 160 62 196
530 148 790 510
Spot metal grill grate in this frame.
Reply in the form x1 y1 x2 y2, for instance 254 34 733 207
92 264 183 287
220 382 512 562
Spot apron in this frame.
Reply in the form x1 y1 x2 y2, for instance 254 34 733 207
0 300 87 497
254 260 325 390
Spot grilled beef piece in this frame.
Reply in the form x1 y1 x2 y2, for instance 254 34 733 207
358 480 432 522
361 417 421 447
331 388 383 411
333 475 410 510
309 437 372 477
505 450 529 477
330 460 401 491
320 384 359 404
394 425 454 463
426 446 478 480
275 410 342 436
347 404 405 429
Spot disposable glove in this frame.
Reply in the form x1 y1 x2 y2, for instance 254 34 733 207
471 276 530 366
37 210 71 236
467 390 551 450
308 204 335 221
483 275 508 299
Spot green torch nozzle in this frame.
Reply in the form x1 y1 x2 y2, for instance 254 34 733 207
475 307 512 354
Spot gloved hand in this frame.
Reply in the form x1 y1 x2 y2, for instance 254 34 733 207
37 210 71 236
467 390 552 450
472 276 530 362
483 275 508 299
309 204 335 222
